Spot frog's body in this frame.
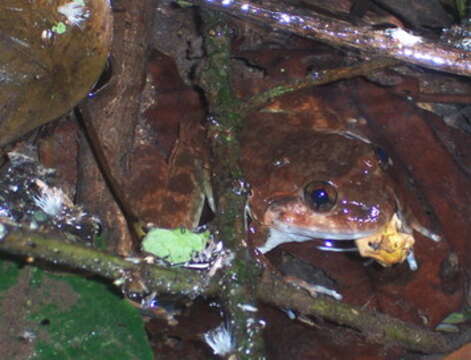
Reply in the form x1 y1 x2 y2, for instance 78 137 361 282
241 97 421 266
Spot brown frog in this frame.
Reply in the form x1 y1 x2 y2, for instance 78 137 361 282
241 94 438 268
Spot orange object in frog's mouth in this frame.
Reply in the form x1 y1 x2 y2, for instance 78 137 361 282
354 213 415 266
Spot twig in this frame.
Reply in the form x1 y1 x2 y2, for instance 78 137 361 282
258 271 469 354
242 57 399 114
182 0 471 76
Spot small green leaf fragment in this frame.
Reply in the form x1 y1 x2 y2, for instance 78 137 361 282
141 228 209 264
51 22 67 34
175 0 193 8
441 309 471 324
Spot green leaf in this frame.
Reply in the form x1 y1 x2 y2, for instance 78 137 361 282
0 257 21 292
0 257 153 360
142 228 210 264
51 22 67 34
441 309 471 324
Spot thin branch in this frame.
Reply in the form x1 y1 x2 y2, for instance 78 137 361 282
258 271 470 354
242 57 400 114
182 0 471 76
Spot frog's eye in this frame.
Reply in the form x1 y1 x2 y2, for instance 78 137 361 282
304 181 337 212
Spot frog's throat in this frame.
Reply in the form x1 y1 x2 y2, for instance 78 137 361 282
257 223 378 254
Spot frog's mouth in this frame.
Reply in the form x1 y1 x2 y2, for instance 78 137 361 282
258 222 379 254
258 213 415 267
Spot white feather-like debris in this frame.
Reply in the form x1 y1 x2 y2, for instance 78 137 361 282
289 276 343 300
33 179 69 217
207 250 233 278
58 0 90 26
384 28 422 46
190 238 223 264
183 237 232 276
203 323 234 356
140 291 159 309
312 285 343 300
124 257 142 264
237 303 258 312
406 251 418 271
0 223 7 241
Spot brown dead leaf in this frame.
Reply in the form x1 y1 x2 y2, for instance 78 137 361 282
0 0 112 146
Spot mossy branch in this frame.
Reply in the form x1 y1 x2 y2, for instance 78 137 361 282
195 10 267 359
1 225 469 354
0 225 210 298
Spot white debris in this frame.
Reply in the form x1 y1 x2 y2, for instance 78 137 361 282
58 0 89 26
237 304 258 312
406 251 418 271
0 223 7 241
203 323 234 356
124 257 142 264
33 180 67 217
312 285 343 300
385 28 422 46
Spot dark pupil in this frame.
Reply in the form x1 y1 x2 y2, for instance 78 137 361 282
311 188 329 208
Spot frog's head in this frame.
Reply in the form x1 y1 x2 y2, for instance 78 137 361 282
247 132 415 266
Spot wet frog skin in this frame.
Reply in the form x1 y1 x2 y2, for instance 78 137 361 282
241 97 421 267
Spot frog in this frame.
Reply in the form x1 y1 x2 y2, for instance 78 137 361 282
241 94 439 269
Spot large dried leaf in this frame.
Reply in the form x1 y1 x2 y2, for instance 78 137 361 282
0 0 112 146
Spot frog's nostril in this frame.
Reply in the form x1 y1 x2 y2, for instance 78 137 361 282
304 181 337 212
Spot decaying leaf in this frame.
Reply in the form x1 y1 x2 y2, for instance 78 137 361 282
0 0 112 146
